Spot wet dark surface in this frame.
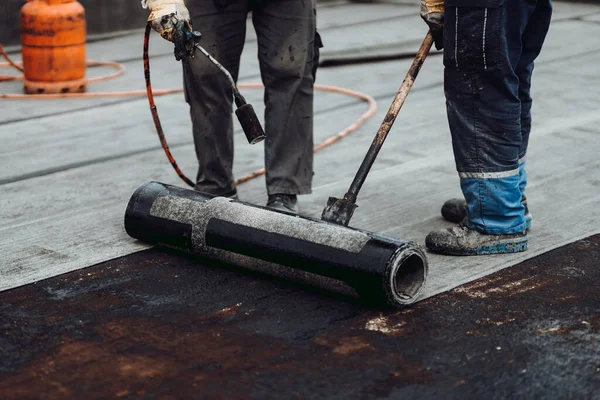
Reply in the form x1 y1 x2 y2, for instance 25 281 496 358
1 235 599 399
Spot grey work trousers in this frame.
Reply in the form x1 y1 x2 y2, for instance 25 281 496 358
182 0 320 197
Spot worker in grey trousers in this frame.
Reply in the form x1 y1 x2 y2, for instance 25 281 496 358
142 0 321 213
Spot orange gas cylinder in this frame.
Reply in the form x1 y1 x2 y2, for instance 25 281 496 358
20 0 87 94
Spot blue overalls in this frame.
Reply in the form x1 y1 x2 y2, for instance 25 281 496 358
443 0 553 235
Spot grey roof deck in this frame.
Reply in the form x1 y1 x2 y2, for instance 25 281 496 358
1 1 600 397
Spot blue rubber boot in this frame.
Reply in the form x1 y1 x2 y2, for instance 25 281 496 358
441 196 532 230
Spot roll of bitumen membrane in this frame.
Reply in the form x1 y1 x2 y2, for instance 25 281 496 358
124 181 428 307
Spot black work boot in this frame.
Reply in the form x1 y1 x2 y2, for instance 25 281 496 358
441 196 532 229
266 194 298 213
425 222 528 256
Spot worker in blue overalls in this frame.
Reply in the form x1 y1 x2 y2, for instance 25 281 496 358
421 0 553 255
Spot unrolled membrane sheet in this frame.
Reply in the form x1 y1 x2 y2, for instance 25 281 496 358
2 107 599 302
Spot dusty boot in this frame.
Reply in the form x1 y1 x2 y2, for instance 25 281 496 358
441 196 532 228
425 223 528 256
266 194 298 213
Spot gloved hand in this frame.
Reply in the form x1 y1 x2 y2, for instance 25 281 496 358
172 20 202 61
420 0 444 50
141 0 192 42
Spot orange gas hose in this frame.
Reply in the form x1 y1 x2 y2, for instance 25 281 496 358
0 44 23 73
0 41 377 187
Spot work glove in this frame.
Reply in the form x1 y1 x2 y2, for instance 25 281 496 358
420 0 444 50
141 0 192 42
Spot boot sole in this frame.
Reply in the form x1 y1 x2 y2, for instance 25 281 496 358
427 236 529 256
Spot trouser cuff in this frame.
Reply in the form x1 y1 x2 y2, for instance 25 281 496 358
460 174 526 235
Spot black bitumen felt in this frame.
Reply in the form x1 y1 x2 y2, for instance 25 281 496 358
0 235 598 399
